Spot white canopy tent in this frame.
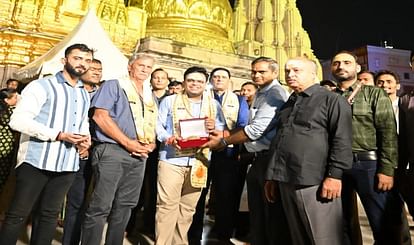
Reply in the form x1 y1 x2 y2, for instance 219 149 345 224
14 9 129 82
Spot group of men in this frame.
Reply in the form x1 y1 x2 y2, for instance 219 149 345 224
0 42 413 245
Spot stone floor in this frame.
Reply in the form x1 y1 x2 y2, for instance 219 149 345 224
14 199 414 245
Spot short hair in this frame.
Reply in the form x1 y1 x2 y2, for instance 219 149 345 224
6 78 19 85
320 80 336 87
241 81 258 89
151 68 168 80
332 50 358 63
183 66 209 81
375 69 400 84
358 70 375 79
168 80 182 87
251 56 278 71
210 67 231 79
128 52 155 65
64 43 94 57
92 58 102 65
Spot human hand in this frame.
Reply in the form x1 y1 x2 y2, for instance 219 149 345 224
264 180 278 203
165 136 182 150
320 177 342 199
201 130 224 151
58 132 89 145
377 173 393 191
125 139 153 158
205 118 215 132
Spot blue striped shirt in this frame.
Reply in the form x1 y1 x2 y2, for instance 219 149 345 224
9 72 90 172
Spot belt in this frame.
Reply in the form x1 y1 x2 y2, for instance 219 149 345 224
353 151 377 162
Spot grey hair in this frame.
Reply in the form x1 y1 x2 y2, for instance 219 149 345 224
128 52 156 65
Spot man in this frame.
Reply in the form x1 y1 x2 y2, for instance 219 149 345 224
131 68 170 239
189 67 249 243
81 53 157 245
265 57 352 244
5 78 20 90
331 51 407 245
0 43 93 244
398 51 414 218
375 70 400 126
357 70 375 86
240 81 258 108
205 57 288 245
168 80 183 94
62 58 103 245
151 68 169 102
155 66 225 244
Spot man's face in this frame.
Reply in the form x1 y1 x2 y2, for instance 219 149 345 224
169 84 183 94
240 84 257 100
64 49 93 77
80 62 102 84
331 53 360 82
376 74 400 97
285 59 316 92
358 72 375 86
211 70 230 91
6 81 19 90
128 58 154 82
183 72 207 97
151 70 169 90
251 61 278 88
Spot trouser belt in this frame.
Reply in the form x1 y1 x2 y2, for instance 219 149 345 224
353 151 377 162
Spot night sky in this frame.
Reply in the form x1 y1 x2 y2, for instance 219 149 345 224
230 0 414 60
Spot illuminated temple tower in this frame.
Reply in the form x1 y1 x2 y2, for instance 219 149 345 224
0 0 321 88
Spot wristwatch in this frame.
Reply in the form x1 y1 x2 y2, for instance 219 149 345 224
220 138 229 147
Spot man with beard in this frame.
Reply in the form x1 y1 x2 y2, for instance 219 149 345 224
81 53 157 245
332 51 409 245
0 43 93 244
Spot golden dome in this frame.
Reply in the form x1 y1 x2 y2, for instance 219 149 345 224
145 0 234 53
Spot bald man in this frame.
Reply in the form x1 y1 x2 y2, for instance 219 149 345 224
265 57 352 245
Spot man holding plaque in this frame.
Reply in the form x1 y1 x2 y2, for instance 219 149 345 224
81 53 157 245
204 57 288 245
155 66 225 245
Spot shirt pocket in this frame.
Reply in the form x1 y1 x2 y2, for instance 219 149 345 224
352 99 371 116
294 106 314 129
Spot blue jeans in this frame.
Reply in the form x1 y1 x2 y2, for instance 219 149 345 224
81 143 146 245
342 160 408 245
0 163 75 245
62 158 93 245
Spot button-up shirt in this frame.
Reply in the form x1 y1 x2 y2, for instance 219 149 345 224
266 84 352 185
244 80 288 152
336 83 398 176
9 72 90 172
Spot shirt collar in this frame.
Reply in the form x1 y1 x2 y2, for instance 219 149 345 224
258 79 281 94
55 71 84 88
299 83 319 97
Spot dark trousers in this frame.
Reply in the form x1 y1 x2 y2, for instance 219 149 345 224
81 143 146 245
342 160 411 245
62 158 93 245
279 183 342 245
0 163 75 245
246 152 271 245
212 151 247 239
